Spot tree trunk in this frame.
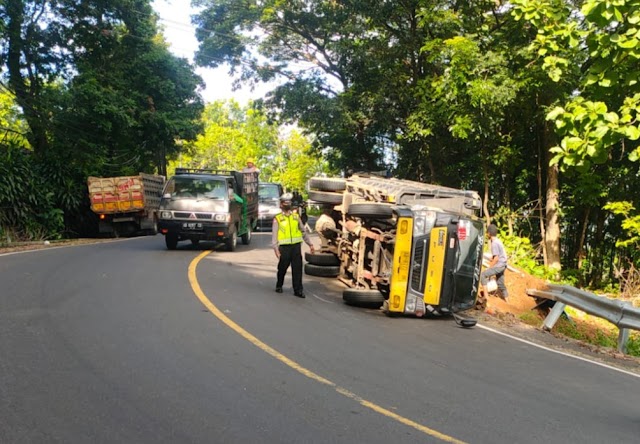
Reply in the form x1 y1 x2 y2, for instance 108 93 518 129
543 121 561 272
482 147 491 224
6 0 49 153
590 208 606 287
545 163 561 271
537 122 548 266
577 207 591 270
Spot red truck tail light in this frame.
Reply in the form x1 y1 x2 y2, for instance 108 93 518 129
457 220 470 241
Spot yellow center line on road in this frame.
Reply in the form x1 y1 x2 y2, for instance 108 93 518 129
189 250 466 444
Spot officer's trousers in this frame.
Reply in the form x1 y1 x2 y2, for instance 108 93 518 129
276 243 303 292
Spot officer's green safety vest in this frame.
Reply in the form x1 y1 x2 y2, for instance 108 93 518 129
276 212 303 245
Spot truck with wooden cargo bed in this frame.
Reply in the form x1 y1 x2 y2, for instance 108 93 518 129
87 173 166 237
157 168 259 250
305 174 485 319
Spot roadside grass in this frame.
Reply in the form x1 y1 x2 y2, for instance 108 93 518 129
518 308 640 357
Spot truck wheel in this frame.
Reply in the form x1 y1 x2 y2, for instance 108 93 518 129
343 289 385 307
308 190 344 204
346 203 394 219
165 233 179 250
304 263 339 277
308 177 346 192
225 228 237 251
305 252 340 266
241 229 251 245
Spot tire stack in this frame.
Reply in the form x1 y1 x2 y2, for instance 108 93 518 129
304 252 340 278
307 177 346 205
305 176 386 308
304 177 345 279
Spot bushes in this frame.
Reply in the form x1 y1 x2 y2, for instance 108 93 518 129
0 144 65 242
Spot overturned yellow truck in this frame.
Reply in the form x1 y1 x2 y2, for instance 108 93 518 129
306 174 485 320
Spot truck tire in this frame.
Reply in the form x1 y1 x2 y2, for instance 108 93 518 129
304 263 339 277
225 227 237 251
150 218 158 235
343 289 385 307
165 233 179 250
241 228 251 245
308 190 344 205
308 177 346 192
346 203 394 219
305 252 340 266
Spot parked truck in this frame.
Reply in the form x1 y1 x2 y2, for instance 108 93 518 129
256 182 284 231
88 173 166 237
305 174 485 319
157 168 259 250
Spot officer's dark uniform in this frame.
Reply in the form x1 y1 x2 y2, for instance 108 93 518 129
271 194 315 298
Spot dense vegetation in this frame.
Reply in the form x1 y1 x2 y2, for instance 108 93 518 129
2 1 639 296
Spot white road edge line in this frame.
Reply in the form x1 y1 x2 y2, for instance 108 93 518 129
478 323 640 378
0 238 135 257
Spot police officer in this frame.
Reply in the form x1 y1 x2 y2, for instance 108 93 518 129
272 193 315 298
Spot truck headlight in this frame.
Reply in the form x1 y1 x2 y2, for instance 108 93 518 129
413 210 436 236
160 211 172 219
214 213 231 222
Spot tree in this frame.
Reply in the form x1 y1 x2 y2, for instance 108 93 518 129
512 0 640 276
0 89 28 147
0 0 204 238
1 0 204 172
192 0 433 173
176 100 326 189
513 0 640 171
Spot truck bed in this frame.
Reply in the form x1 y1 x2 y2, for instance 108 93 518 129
88 174 165 214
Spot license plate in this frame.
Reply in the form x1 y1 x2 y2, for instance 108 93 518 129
182 222 203 230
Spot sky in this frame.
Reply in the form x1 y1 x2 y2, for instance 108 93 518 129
151 0 273 104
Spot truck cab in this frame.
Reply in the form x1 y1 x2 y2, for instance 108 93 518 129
157 168 258 250
256 182 283 230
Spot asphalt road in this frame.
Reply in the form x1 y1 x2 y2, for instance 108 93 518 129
1 234 639 443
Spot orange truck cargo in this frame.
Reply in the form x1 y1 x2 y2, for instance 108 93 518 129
87 173 165 236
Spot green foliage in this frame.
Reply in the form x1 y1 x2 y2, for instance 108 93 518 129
192 0 434 173
180 100 276 175
519 311 544 327
500 230 581 284
0 91 29 147
501 232 546 278
173 100 328 189
627 333 640 357
555 313 620 351
0 145 64 241
604 201 640 247
512 0 640 170
0 0 204 238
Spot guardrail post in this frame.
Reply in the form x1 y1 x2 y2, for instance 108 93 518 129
543 302 567 331
617 328 629 354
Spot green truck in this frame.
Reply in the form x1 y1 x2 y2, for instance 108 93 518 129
157 168 259 250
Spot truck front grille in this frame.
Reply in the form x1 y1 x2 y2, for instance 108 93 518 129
173 212 214 220
410 238 427 292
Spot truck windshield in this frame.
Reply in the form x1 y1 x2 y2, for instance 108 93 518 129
259 184 280 200
166 177 227 199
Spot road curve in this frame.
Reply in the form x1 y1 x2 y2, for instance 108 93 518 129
1 234 638 443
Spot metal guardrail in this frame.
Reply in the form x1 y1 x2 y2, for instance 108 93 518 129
526 284 640 354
